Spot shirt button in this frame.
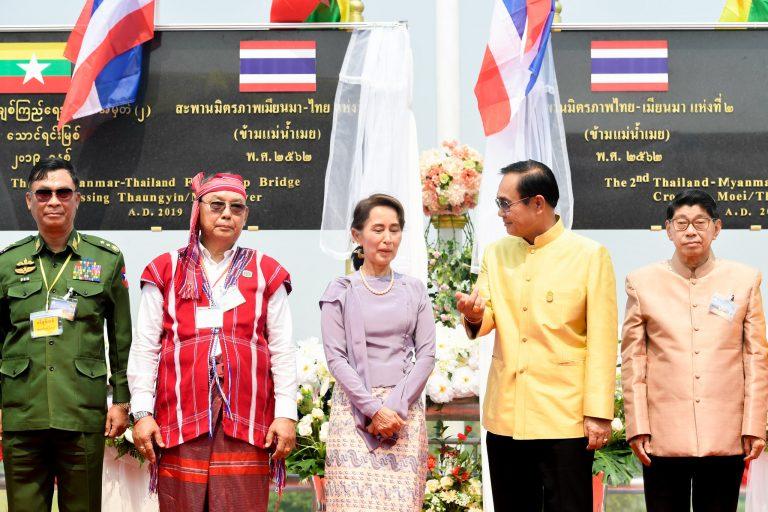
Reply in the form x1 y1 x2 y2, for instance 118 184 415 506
49 366 54 372
519 368 526 374
695 399 701 403
691 279 697 285
530 249 536 254
48 340 54 346
695 375 701 379
694 326 700 331
525 277 531 282
695 350 700 355
692 303 698 308
522 337 528 343
522 306 528 311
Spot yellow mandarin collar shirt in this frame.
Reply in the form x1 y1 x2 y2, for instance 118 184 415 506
468 217 618 439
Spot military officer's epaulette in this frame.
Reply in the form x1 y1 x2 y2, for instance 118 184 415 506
80 234 121 254
0 235 35 256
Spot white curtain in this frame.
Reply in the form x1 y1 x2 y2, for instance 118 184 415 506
320 25 427 282
747 452 768 511
471 44 573 273
102 447 158 512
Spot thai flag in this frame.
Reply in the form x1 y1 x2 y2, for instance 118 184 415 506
239 41 317 93
474 0 554 136
591 40 669 92
59 0 155 128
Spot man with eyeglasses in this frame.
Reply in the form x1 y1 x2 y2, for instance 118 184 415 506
621 189 768 512
455 159 618 511
0 157 131 511
128 172 297 512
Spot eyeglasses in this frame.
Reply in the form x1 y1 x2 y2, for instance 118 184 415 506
669 217 713 232
200 199 248 216
495 196 531 212
32 188 75 202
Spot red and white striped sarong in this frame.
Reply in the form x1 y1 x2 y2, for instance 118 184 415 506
157 391 270 512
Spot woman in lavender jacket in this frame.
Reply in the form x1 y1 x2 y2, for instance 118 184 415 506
319 194 436 512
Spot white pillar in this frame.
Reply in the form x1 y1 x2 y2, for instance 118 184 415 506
435 0 460 144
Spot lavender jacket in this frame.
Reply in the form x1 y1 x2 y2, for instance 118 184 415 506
319 271 436 451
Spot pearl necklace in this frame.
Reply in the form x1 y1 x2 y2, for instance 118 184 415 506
360 267 395 295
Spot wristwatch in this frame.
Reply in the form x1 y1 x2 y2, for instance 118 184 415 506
131 411 153 423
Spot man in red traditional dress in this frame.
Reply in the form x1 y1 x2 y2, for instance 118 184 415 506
127 173 297 511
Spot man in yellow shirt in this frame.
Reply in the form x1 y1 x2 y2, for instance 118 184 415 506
457 160 618 511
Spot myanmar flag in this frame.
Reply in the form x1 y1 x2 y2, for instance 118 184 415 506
0 42 71 94
270 0 350 22
720 0 768 21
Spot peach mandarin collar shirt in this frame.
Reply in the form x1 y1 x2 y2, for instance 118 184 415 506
468 218 619 439
621 253 768 457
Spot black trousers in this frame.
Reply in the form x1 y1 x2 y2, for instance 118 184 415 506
643 455 744 512
486 432 594 512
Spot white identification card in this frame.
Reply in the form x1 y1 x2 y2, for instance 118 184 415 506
709 293 736 321
196 306 224 329
219 287 246 312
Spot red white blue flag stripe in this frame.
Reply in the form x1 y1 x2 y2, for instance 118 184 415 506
59 0 154 128
474 0 555 136
239 41 317 93
590 40 669 92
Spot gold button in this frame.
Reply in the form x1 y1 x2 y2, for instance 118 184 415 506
525 277 531 282
530 249 536 254
695 399 701 403
695 375 700 379
691 279 697 285
522 306 528 311
522 337 528 343
694 326 700 331
692 303 698 308
695 350 700 354
520 368 526 374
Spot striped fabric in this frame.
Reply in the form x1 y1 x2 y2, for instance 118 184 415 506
158 391 270 512
140 247 291 450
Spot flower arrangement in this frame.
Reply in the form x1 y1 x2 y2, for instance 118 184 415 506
427 236 475 329
286 337 335 480
105 426 145 464
420 140 483 216
426 324 480 404
593 372 642 486
423 422 483 512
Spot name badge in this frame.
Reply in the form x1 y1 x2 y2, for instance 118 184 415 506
30 310 64 338
709 293 736 321
49 296 78 321
219 287 246 312
196 306 224 330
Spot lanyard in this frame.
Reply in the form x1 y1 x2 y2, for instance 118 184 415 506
202 258 234 298
39 253 72 307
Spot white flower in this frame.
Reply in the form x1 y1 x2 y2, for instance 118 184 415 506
319 422 329 442
468 478 482 496
297 415 313 436
311 408 325 420
427 372 455 404
296 356 317 387
611 418 623 431
425 479 440 494
124 428 134 445
451 366 479 398
440 476 454 490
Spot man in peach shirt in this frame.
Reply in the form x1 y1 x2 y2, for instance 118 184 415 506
457 160 618 511
622 189 768 512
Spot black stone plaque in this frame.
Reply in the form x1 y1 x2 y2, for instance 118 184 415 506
552 29 768 229
0 29 351 229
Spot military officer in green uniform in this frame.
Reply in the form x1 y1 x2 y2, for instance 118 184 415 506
0 157 132 511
